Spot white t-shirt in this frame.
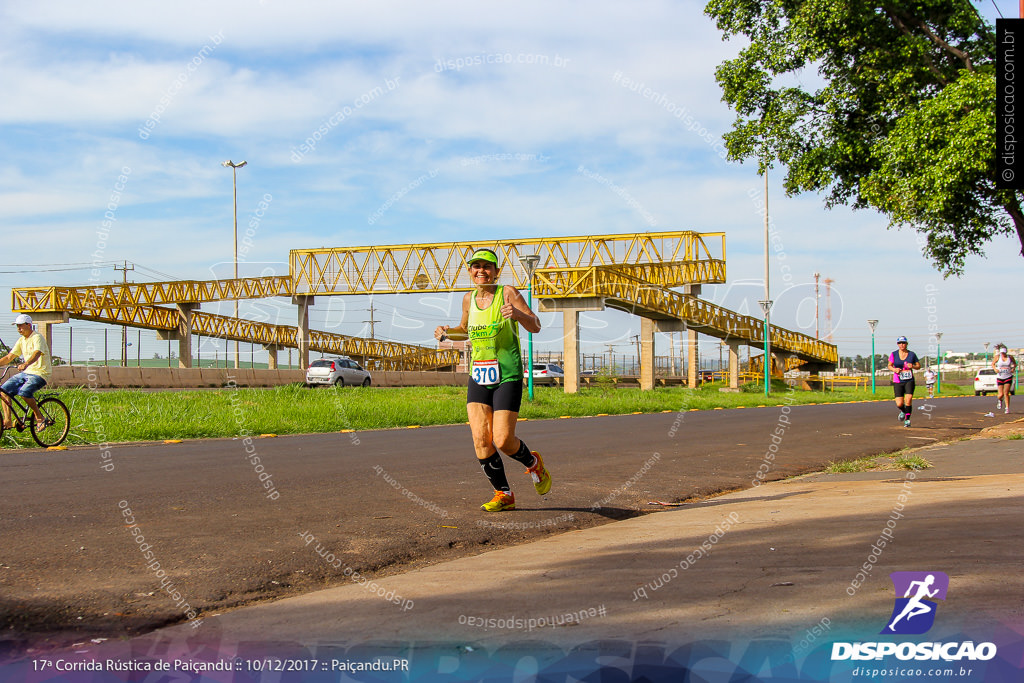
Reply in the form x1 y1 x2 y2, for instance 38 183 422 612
995 356 1014 380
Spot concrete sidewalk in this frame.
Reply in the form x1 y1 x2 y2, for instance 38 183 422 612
135 421 1024 652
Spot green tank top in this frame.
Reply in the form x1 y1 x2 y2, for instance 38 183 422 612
468 286 522 386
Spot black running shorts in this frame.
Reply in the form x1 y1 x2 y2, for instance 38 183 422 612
467 377 523 412
892 380 915 397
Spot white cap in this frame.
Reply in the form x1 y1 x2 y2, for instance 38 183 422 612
13 314 32 325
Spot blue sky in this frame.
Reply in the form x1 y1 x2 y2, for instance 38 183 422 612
1 0 1019 365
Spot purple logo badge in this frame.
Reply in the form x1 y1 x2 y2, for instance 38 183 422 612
881 571 949 635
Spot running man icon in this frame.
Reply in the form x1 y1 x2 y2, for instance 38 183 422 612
882 571 949 635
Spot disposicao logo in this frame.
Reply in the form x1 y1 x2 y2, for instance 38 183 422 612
831 571 997 663
882 571 948 635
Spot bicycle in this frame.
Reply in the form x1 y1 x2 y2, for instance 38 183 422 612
0 366 71 447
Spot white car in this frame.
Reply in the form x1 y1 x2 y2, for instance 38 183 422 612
306 357 371 387
525 363 564 384
974 368 1015 396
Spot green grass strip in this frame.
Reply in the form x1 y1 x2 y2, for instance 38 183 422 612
823 450 933 474
2 381 966 448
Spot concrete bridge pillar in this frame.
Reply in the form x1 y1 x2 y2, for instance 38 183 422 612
640 318 655 391
727 341 741 389
539 297 605 394
294 296 314 370
39 323 55 354
644 320 686 391
28 312 69 359
157 303 199 368
687 329 698 388
264 345 279 370
678 284 702 389
563 309 580 394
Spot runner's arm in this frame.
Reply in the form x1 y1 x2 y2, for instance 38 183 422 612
434 292 472 341
500 285 540 334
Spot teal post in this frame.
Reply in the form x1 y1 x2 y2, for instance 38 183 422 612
760 300 773 397
520 255 539 402
870 334 876 394
526 281 535 401
867 320 878 395
763 317 769 396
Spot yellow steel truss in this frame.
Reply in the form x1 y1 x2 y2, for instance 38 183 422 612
748 355 807 376
11 230 837 369
289 231 726 294
12 276 293 313
68 305 461 371
534 266 838 364
10 277 460 370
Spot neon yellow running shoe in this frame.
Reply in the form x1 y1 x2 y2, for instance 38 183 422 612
526 451 551 495
481 490 515 512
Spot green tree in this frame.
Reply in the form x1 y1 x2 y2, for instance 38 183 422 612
705 0 1014 276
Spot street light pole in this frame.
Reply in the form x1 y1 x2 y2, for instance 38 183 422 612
222 159 247 369
868 319 878 394
936 332 943 395
761 169 772 396
518 254 540 401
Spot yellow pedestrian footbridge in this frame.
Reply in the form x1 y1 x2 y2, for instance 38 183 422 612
12 230 836 384
533 265 836 365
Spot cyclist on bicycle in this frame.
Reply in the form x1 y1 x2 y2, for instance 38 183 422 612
0 314 53 430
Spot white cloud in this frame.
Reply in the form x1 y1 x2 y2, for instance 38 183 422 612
0 0 1018 357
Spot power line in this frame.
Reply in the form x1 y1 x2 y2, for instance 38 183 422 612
131 263 187 281
0 263 121 274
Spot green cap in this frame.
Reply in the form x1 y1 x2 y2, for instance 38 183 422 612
466 249 499 266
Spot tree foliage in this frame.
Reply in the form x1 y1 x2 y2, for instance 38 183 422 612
705 0 1019 276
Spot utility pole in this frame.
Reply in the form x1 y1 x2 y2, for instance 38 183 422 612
114 261 134 367
605 343 617 374
362 299 380 339
813 271 820 339
824 277 835 342
222 159 247 369
669 331 677 375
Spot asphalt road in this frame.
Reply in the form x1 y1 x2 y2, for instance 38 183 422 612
0 394 1012 656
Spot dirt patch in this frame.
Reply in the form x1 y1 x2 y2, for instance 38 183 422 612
973 416 1024 439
